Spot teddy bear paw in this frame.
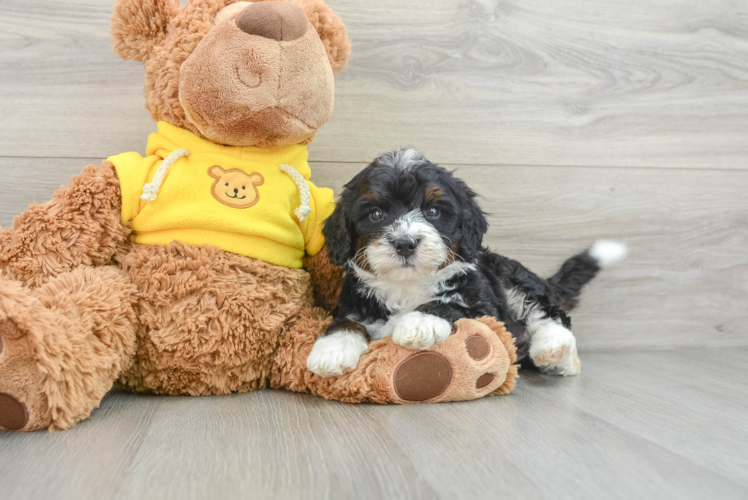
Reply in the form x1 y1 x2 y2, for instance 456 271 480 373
0 318 51 431
390 317 518 403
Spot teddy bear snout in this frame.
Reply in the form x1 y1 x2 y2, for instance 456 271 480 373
235 2 309 42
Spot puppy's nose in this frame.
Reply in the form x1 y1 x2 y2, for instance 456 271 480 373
394 236 419 258
236 2 309 42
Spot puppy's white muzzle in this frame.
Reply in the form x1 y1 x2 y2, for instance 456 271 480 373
366 210 447 280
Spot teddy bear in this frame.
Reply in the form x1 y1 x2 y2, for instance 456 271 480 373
0 0 518 432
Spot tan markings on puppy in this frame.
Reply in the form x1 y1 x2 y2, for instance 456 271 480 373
356 178 371 197
438 239 461 269
208 166 264 209
425 187 442 202
354 235 375 272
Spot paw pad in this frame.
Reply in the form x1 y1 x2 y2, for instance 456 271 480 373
393 352 452 402
465 334 491 360
0 392 28 430
534 345 570 365
476 373 495 389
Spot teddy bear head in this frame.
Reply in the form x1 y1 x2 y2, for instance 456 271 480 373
111 0 350 148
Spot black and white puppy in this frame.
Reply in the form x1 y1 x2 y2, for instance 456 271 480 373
307 149 626 378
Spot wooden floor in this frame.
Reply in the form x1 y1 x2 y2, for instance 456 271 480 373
1 349 747 500
1 0 747 498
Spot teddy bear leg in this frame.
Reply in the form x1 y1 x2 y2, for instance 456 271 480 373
270 310 519 404
0 266 138 431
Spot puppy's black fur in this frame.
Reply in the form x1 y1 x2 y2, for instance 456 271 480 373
323 149 604 363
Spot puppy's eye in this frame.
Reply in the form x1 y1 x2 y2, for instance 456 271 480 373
369 209 385 222
425 207 440 218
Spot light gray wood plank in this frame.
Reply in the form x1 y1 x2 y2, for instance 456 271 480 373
1 158 746 350
1 349 747 500
1 0 747 168
573 349 748 482
0 0 157 158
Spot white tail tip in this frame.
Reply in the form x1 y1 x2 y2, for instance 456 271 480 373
589 240 628 268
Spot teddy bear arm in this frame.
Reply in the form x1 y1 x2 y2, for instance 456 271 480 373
0 160 130 289
270 308 519 404
302 246 344 312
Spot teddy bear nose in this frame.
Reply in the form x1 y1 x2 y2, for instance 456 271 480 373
235 2 309 42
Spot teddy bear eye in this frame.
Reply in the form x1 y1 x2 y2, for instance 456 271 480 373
242 186 246 190
225 183 229 187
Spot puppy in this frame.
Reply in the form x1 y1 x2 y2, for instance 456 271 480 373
307 148 626 377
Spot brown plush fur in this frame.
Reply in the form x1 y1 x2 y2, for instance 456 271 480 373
118 241 312 395
0 267 138 431
302 246 344 311
0 161 129 289
477 317 519 396
0 0 516 432
111 0 182 62
294 0 351 72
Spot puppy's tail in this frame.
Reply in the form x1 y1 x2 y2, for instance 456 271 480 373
548 240 628 311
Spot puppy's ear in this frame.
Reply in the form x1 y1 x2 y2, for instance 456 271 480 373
294 0 351 72
458 183 488 261
111 0 180 62
323 200 354 265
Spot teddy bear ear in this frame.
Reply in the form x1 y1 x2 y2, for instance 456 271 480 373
111 0 181 62
293 0 351 72
248 173 265 186
208 165 226 178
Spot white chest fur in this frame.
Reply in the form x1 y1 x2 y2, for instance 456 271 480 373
349 262 475 340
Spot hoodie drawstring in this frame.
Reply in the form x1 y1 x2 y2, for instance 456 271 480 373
279 163 311 221
141 148 191 203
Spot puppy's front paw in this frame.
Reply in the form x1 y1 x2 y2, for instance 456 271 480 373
307 331 369 377
392 312 452 350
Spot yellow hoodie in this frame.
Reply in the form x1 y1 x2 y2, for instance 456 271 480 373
108 122 335 269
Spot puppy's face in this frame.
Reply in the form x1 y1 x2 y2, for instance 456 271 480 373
325 149 488 280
